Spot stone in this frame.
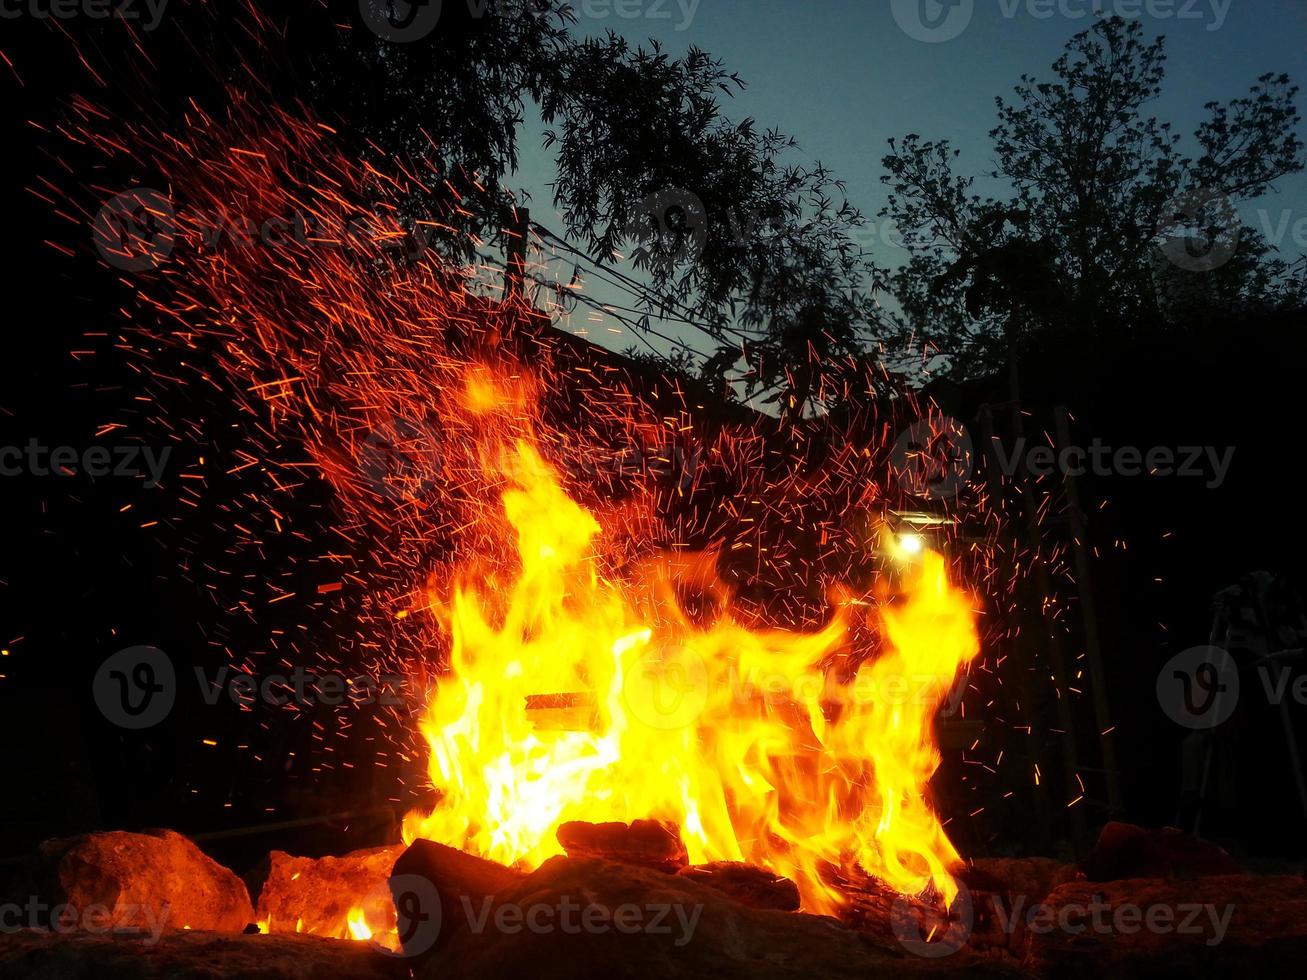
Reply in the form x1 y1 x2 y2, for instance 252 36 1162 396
31 829 253 935
1028 874 1307 977
961 858 1080 904
256 845 405 944
1079 823 1241 882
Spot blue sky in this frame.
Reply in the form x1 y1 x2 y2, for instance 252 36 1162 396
509 1 1307 360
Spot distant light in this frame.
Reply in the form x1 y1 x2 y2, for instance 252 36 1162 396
896 533 925 559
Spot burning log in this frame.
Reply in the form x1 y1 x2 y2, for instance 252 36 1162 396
424 854 985 980
255 845 405 947
821 868 947 949
523 692 598 731
389 838 524 961
28 829 253 935
676 862 801 911
555 820 689 873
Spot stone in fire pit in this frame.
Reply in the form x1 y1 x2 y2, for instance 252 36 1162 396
25 829 253 935
255 844 406 941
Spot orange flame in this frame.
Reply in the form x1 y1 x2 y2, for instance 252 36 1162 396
403 372 980 914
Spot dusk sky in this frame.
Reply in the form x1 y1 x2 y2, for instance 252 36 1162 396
514 1 1307 360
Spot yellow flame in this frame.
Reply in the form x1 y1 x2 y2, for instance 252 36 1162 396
346 908 373 942
403 395 980 914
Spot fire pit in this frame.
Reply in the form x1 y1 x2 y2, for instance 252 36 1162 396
6 3 1307 978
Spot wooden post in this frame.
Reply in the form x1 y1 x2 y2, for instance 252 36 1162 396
503 206 529 304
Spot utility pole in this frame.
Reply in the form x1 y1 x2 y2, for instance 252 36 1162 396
503 207 530 304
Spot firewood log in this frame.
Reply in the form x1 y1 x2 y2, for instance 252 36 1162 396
555 820 689 873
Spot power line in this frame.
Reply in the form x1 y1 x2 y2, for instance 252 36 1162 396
530 220 762 348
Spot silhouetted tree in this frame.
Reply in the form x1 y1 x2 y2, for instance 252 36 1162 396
308 1 885 420
880 17 1303 380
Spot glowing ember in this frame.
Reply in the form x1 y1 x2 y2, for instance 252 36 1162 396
401 372 980 916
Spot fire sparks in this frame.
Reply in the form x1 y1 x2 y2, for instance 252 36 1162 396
32 13 1014 941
